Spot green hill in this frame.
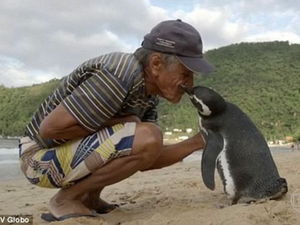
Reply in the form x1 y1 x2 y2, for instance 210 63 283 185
0 41 299 141
0 79 60 136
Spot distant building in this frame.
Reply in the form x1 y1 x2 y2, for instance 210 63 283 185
285 136 294 143
186 128 193 133
178 136 189 140
173 128 182 132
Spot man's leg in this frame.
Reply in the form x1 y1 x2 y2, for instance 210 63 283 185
144 132 205 170
48 122 163 218
79 132 204 213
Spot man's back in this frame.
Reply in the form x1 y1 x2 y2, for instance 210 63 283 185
25 52 158 148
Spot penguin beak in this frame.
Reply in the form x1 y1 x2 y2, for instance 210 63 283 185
180 84 193 96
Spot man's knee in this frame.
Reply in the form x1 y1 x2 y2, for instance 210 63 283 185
132 122 163 166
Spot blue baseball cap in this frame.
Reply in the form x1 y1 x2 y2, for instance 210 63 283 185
142 19 214 74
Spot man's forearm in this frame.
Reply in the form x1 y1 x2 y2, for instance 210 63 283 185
143 133 205 170
40 113 141 140
40 124 92 140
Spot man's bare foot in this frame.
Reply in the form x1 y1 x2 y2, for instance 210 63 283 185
49 193 93 218
82 193 118 214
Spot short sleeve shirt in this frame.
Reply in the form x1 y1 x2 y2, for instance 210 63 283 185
25 52 159 148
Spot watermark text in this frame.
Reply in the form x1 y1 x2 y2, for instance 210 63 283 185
0 215 32 225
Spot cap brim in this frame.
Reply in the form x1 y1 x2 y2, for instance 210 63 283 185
177 56 215 75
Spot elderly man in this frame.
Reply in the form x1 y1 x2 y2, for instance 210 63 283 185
19 19 214 221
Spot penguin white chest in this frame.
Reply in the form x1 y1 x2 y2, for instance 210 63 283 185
198 116 208 135
216 138 236 199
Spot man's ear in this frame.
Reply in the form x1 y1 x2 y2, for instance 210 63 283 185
149 53 163 77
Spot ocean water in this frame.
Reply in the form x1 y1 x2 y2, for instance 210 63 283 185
0 139 294 181
0 148 19 164
0 147 23 180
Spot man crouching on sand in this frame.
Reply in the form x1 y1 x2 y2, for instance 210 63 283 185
18 19 213 222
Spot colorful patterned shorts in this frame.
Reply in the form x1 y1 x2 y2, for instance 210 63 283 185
19 122 136 188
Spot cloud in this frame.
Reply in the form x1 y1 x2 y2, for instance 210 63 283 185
198 0 300 13
0 0 169 86
244 31 300 43
173 6 249 50
171 1 300 49
0 56 53 87
0 0 299 87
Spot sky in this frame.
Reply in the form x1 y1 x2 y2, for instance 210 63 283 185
1 0 299 87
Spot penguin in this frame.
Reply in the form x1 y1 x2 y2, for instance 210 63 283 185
181 85 288 204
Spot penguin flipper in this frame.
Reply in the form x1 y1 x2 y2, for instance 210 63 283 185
201 130 224 190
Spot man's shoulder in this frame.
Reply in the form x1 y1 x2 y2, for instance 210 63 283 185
82 52 142 81
81 52 139 70
63 52 143 92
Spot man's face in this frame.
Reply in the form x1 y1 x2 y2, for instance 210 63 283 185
156 60 194 103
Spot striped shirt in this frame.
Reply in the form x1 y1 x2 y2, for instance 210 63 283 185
25 52 159 148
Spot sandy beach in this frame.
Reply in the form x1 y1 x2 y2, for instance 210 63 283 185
0 151 299 225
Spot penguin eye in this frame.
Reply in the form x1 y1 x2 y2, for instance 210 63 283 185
191 97 203 112
197 103 203 112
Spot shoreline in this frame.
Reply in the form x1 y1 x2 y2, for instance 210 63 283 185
0 138 19 149
0 145 296 182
